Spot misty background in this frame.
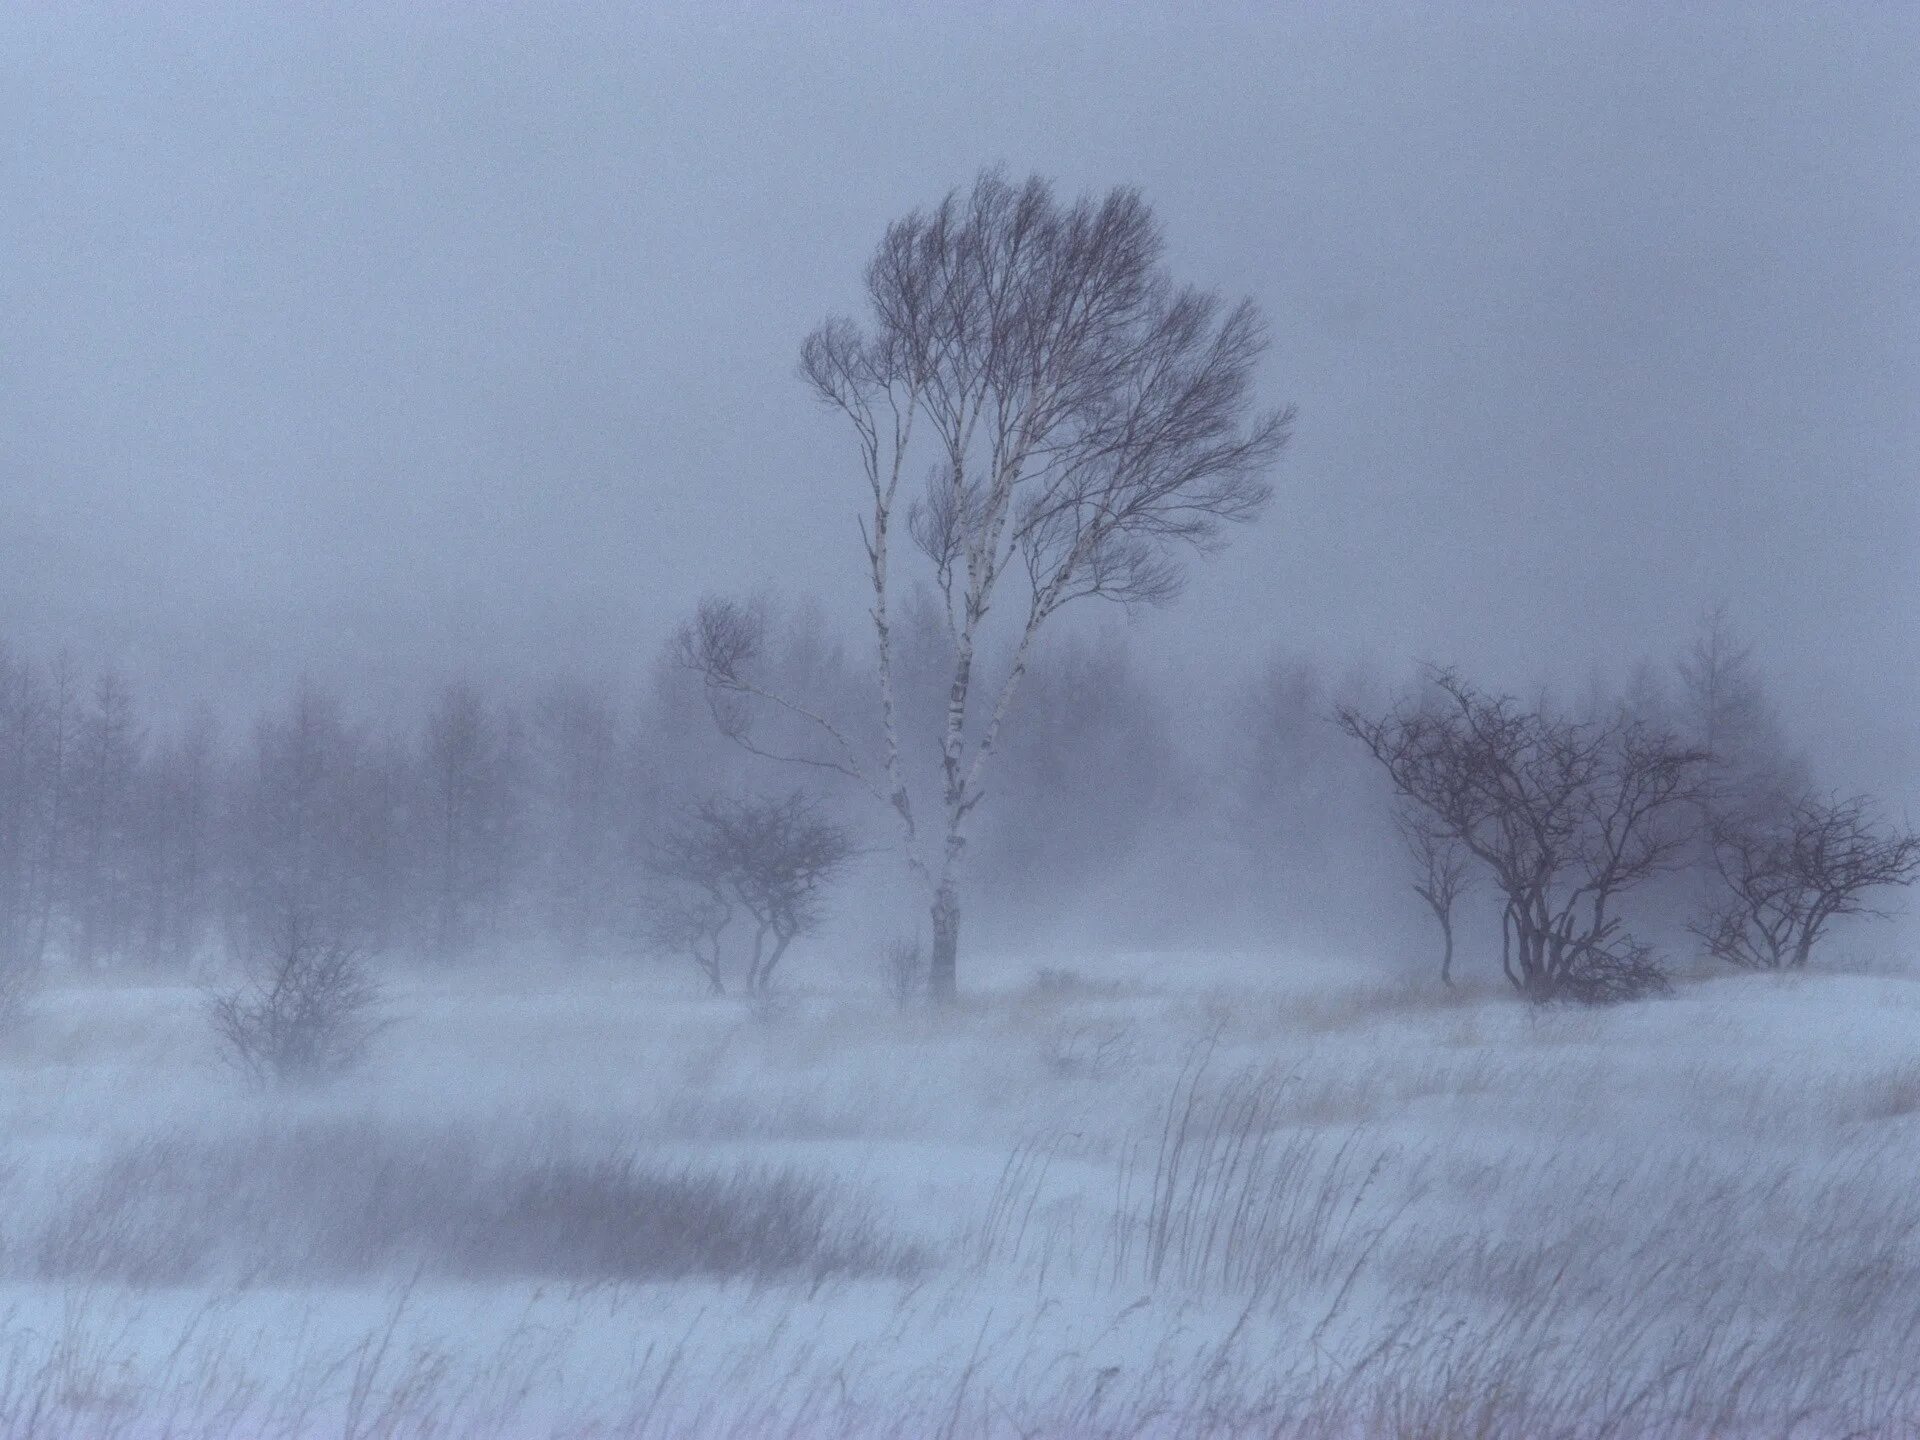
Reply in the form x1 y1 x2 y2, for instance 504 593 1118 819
2 3 1915 972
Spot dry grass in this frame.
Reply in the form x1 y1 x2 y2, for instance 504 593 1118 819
1 961 1917 1435
33 1119 917 1287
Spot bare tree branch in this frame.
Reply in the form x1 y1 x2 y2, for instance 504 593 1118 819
641 791 856 994
1341 670 1708 1003
1693 793 1920 970
673 598 887 802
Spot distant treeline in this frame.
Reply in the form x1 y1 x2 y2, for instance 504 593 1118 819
0 603 1812 976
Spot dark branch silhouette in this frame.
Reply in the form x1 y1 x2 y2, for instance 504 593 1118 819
1693 793 1920 970
643 791 855 994
1340 670 1709 1003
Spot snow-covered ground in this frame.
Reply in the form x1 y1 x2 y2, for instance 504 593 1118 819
2 949 1917 1437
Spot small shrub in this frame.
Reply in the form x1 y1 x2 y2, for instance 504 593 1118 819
1552 939 1673 1005
208 916 387 1086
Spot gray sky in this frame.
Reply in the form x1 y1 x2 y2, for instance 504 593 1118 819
2 3 1914 796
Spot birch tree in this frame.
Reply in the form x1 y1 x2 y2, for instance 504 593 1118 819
683 170 1289 999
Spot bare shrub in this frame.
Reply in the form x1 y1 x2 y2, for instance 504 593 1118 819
36 1120 917 1286
1551 936 1674 1005
643 790 854 993
207 915 387 1086
1694 792 1920 970
1341 670 1709 1004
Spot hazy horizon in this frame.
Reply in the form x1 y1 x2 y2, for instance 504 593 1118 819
3 4 1914 805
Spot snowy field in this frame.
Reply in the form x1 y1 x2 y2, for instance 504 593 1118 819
2 949 1919 1438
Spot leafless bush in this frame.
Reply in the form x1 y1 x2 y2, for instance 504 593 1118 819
207 915 387 1086
879 936 925 1010
1550 935 1673 1005
1341 670 1708 1004
643 790 854 993
1694 792 1920 970
35 1119 917 1286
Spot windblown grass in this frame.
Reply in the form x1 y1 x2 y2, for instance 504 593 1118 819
0 959 1915 1434
34 1119 914 1287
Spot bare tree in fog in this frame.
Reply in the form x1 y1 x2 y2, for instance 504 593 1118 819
0 650 220 976
1227 650 1402 951
134 707 218 967
418 681 525 960
641 876 733 994
0 645 57 1010
968 628 1179 930
68 669 141 969
1340 672 1710 1003
1397 806 1471 987
34 651 78 966
643 791 853 993
532 679 630 957
724 792 854 992
0 645 51 977
1676 604 1806 828
1694 794 1920 970
685 169 1289 999
879 935 927 1009
230 679 382 953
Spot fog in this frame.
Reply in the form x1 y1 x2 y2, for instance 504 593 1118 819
2 6 1919 1434
4 7 1914 782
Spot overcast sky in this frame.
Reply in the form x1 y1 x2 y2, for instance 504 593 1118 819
2 3 1914 797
